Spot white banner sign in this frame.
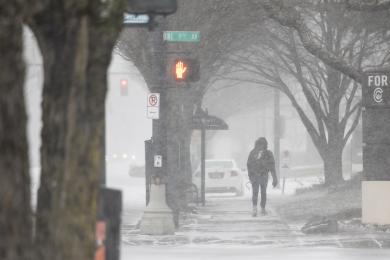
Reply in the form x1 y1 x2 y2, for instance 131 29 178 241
154 155 162 168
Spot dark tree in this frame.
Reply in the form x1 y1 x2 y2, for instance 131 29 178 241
0 1 33 260
221 1 390 185
258 0 390 81
27 0 126 259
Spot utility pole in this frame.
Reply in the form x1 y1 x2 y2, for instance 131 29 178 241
273 89 280 187
192 108 228 206
151 21 168 179
140 18 175 235
201 121 206 206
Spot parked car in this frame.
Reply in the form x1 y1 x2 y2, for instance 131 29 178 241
193 159 244 196
128 165 145 178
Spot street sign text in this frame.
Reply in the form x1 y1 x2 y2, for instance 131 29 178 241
363 72 390 108
163 31 200 42
123 13 150 25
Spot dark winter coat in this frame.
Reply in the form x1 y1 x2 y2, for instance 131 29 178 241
247 148 277 183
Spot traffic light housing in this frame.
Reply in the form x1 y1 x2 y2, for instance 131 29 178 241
171 58 200 82
120 79 128 96
127 0 177 15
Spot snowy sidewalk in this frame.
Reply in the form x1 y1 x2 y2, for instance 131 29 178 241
121 195 390 249
122 195 292 246
177 197 293 246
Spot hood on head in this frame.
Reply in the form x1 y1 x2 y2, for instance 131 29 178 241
255 137 268 150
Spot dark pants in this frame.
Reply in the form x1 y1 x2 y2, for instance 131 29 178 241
251 173 268 209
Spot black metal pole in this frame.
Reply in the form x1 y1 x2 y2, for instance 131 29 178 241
273 89 280 187
150 19 167 180
201 126 206 206
142 19 168 206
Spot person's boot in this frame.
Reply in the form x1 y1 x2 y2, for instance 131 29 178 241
252 206 257 217
261 207 267 215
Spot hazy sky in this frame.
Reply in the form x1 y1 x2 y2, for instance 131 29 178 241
24 27 152 172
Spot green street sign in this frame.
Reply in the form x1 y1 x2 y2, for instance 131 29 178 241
163 31 200 42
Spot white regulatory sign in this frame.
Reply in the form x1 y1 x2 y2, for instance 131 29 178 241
154 155 162 168
123 13 150 25
147 93 160 119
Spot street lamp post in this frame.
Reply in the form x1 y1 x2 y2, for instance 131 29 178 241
273 89 281 188
200 117 206 206
192 107 228 206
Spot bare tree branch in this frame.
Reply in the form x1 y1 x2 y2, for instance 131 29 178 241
346 0 390 11
259 0 365 83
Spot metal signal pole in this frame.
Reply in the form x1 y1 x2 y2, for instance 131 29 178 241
273 89 281 187
140 18 175 235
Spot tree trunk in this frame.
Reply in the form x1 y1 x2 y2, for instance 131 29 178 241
322 69 345 186
165 89 186 226
322 145 344 186
166 89 199 223
0 2 32 260
181 129 193 189
30 1 125 259
179 119 194 209
32 14 92 259
33 23 76 260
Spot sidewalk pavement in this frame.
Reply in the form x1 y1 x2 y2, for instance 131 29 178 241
121 194 390 248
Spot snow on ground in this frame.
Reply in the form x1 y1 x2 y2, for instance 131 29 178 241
116 169 330 229
106 161 146 209
122 193 390 248
121 245 390 260
120 172 390 260
30 164 390 259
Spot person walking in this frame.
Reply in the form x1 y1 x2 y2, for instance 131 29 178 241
247 137 278 217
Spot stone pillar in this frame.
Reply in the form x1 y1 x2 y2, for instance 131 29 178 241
362 181 390 225
140 183 175 235
362 71 390 225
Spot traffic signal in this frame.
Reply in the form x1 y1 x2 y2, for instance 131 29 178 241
127 0 177 15
172 58 200 82
120 79 128 96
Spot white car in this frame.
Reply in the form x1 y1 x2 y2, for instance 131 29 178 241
193 159 244 196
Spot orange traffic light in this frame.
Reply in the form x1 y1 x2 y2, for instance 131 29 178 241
172 58 199 82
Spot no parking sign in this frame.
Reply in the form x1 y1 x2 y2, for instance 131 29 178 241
147 93 160 119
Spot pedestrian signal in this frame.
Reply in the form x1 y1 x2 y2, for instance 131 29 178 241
175 60 187 80
172 58 200 82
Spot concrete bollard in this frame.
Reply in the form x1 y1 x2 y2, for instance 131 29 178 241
140 183 175 235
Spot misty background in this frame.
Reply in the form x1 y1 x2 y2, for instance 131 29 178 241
24 24 362 208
